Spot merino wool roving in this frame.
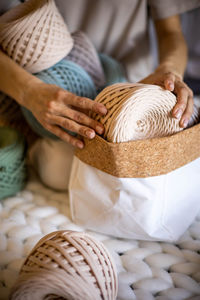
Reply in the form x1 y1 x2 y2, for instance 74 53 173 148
21 60 97 139
0 127 27 200
66 31 106 91
92 83 197 143
10 230 118 300
0 0 73 73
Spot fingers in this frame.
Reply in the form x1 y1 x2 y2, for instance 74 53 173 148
48 89 106 133
59 107 104 135
179 94 194 128
40 88 106 147
44 105 104 135
162 72 194 127
50 114 97 139
172 82 194 127
164 72 176 91
64 91 107 115
138 70 194 129
45 123 84 149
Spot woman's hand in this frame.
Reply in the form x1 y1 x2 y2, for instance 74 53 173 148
140 67 194 128
0 50 106 148
23 79 107 148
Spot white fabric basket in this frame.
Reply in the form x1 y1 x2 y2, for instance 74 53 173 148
68 85 200 242
69 156 200 242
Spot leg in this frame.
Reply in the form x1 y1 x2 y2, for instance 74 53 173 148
28 138 74 191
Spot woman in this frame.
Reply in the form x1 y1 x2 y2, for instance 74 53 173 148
0 0 200 147
0 0 199 190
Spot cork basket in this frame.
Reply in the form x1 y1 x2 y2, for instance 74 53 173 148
75 83 200 178
10 230 118 300
75 123 200 178
69 85 200 242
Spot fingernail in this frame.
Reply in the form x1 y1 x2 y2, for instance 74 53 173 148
175 109 182 119
182 118 188 128
87 130 95 139
77 142 84 149
96 125 104 134
99 106 107 115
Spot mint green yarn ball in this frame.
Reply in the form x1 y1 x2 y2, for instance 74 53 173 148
0 127 27 200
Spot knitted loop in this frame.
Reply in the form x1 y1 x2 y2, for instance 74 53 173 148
92 83 189 142
0 127 27 200
21 60 97 139
1 187 200 299
10 230 118 300
35 60 97 98
66 31 106 90
0 0 73 73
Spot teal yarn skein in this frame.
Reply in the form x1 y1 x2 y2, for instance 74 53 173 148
0 127 27 200
21 60 97 139
99 53 127 89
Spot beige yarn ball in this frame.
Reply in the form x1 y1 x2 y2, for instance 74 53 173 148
0 0 73 73
10 230 118 300
92 83 186 142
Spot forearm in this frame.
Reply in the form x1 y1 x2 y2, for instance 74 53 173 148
0 50 40 106
141 15 193 127
155 16 187 77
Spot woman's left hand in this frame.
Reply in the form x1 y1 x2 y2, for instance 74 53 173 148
139 67 194 128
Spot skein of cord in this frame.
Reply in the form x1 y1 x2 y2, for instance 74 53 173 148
0 93 23 130
99 53 127 88
0 92 38 145
0 127 27 200
92 83 199 143
0 0 73 73
66 31 106 91
10 230 118 300
21 60 97 139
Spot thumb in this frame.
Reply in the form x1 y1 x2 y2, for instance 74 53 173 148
164 72 176 91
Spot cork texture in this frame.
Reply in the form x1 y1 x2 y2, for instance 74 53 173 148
75 123 200 178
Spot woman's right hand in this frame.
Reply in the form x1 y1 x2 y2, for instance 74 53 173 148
23 79 107 148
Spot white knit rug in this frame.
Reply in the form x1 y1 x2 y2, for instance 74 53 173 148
0 171 200 300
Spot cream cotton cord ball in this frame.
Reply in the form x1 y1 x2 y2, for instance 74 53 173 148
92 83 199 143
0 0 73 73
10 230 118 300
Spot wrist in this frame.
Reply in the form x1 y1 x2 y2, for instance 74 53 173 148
0 50 41 106
19 75 42 109
155 63 183 80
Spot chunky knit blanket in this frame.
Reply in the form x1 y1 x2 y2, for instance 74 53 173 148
0 170 200 300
